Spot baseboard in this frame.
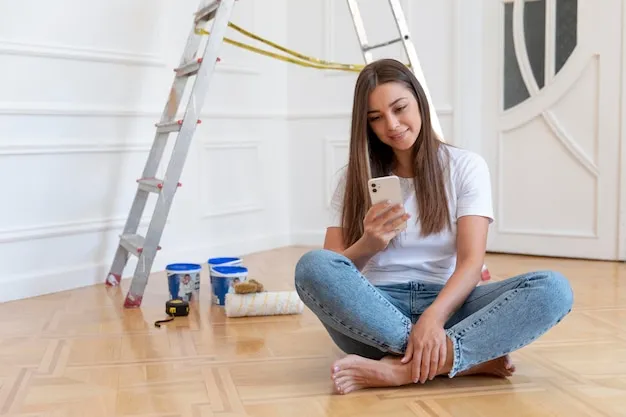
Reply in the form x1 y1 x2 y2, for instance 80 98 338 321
0 233 293 304
0 262 109 304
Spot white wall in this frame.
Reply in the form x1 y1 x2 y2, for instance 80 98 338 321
287 0 457 245
0 0 457 302
0 0 290 302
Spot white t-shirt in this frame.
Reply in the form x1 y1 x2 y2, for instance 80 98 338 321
328 145 493 286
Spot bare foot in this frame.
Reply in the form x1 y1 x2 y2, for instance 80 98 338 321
331 355 410 394
458 355 516 378
330 354 516 394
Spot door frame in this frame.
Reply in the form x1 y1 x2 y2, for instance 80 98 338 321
617 2 626 261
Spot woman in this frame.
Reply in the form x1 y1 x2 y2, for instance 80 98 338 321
294 58 573 395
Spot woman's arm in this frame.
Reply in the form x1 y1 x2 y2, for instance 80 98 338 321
402 152 494 383
425 151 494 323
324 227 376 271
423 214 490 324
323 201 409 271
401 214 490 382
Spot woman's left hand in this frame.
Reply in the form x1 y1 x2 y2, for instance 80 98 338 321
401 309 447 383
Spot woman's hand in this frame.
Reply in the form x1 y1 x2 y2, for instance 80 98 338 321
359 201 410 254
401 309 447 383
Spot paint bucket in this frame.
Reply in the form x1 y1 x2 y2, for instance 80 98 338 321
166 263 202 302
210 265 248 306
208 257 242 270
208 257 243 286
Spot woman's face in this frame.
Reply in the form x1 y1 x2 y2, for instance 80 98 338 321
366 81 422 153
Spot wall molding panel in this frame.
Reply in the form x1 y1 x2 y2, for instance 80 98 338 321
0 104 454 120
0 216 152 244
0 143 152 156
0 39 165 67
200 141 265 218
0 102 290 119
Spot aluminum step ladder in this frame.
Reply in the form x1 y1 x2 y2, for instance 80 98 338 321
105 0 237 307
345 0 443 139
106 0 440 308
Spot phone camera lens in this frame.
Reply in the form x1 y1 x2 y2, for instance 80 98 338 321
372 188 377 192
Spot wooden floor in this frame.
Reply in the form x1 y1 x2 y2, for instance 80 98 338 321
0 246 625 416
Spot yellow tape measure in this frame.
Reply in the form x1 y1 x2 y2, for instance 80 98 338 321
194 22 412 72
154 299 190 327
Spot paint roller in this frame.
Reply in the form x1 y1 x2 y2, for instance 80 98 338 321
224 290 304 318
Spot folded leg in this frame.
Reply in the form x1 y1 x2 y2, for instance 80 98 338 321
294 249 412 358
443 270 574 376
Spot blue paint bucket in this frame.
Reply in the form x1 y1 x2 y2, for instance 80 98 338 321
208 257 242 270
208 257 242 286
210 265 248 306
166 263 202 302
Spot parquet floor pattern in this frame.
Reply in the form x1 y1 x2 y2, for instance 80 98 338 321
0 246 625 416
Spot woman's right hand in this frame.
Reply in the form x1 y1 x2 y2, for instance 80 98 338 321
359 201 410 254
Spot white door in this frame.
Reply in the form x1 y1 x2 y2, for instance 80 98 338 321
480 0 623 261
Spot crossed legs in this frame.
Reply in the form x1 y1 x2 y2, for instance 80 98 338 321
294 249 573 394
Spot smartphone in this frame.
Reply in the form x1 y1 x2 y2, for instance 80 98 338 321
367 175 407 230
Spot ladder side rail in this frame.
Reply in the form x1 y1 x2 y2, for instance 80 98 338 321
123 0 237 306
387 0 444 140
346 0 373 64
345 0 374 180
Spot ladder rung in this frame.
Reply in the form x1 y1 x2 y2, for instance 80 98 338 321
136 177 182 193
363 36 405 52
175 58 203 76
155 120 183 133
195 1 221 23
175 57 221 77
120 234 161 257
155 119 202 133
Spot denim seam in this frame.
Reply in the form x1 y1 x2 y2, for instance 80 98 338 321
444 329 461 378
450 306 572 377
459 279 525 305
296 282 409 354
356 273 411 323
460 271 544 307
335 258 412 325
455 278 533 337
446 287 524 376
446 280 572 376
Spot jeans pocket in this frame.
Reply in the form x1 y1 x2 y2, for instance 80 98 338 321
412 282 445 316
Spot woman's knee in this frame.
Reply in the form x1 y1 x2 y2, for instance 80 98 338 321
294 248 349 291
532 270 574 320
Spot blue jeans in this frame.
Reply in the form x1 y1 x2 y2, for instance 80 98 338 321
294 249 573 377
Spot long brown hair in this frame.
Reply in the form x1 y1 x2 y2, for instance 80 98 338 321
341 58 451 248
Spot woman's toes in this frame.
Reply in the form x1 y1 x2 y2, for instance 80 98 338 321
334 369 355 379
342 382 362 394
335 381 347 394
335 375 352 387
504 356 516 371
